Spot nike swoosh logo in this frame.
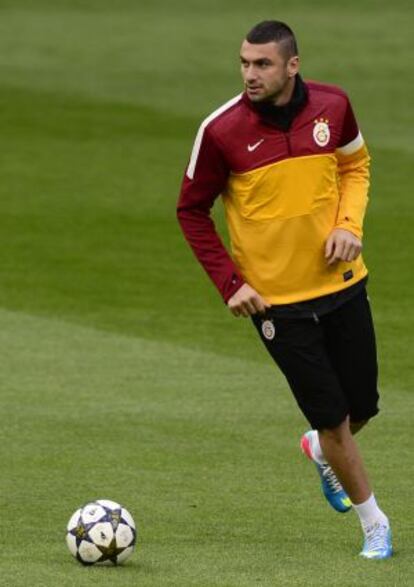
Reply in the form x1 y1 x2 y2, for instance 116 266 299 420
247 139 264 152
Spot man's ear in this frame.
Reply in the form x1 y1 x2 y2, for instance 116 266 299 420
287 56 299 78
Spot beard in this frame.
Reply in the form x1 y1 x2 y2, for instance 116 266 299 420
246 75 292 105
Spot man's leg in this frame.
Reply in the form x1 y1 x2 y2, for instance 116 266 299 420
251 307 392 558
317 416 392 559
301 418 369 510
318 416 370 504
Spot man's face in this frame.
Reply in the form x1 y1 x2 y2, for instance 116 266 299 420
240 40 299 104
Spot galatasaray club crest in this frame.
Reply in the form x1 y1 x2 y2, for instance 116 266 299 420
313 118 330 147
261 320 275 341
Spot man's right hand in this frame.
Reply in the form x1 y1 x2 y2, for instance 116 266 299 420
227 283 271 317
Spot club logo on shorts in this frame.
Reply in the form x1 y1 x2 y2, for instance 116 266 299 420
313 118 330 147
261 320 275 340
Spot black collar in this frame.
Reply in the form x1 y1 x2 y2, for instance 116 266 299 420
245 74 308 132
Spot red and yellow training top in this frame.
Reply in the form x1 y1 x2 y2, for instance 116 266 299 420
177 80 370 304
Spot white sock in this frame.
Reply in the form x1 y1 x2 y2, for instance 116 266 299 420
308 430 327 465
352 494 389 531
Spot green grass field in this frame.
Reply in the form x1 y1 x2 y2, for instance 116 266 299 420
0 1 413 585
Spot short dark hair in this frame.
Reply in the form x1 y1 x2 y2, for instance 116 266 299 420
246 21 298 60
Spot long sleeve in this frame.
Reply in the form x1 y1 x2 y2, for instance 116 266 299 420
177 125 245 302
335 98 370 239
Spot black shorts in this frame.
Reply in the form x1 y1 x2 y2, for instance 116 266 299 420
252 289 379 430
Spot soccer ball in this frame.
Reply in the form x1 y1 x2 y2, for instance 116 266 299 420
66 499 137 565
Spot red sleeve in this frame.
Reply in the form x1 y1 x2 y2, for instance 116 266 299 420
339 96 360 147
177 125 245 303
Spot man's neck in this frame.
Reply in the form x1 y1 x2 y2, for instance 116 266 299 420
272 76 296 107
248 74 308 132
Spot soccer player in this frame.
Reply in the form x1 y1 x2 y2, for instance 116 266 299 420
177 21 392 559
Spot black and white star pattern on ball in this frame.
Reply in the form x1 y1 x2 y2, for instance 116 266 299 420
66 499 137 566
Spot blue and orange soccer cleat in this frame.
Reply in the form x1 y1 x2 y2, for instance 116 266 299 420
301 431 352 513
360 522 393 560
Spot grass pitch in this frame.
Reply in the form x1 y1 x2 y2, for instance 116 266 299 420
0 1 413 586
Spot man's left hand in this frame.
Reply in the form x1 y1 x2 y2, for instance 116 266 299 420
325 228 362 266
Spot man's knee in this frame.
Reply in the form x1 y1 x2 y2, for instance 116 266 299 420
318 415 351 444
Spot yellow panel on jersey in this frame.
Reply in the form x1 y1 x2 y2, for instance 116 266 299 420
222 152 368 304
